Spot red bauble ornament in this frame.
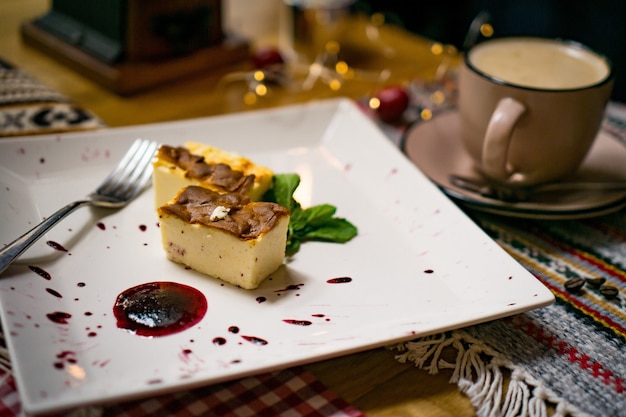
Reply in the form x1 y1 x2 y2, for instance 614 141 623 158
252 47 285 69
374 86 410 123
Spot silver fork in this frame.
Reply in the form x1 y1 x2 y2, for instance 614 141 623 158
0 138 159 274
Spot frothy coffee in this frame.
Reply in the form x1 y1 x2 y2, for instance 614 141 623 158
468 37 610 90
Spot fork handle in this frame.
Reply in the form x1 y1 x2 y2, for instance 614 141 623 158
0 200 90 275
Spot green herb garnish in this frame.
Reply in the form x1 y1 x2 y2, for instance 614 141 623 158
263 173 358 255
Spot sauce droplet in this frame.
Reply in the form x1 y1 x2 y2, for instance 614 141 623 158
327 277 352 284
283 319 312 326
241 335 268 345
46 240 68 252
274 284 304 293
46 288 62 298
28 266 51 280
213 337 227 345
47 311 71 324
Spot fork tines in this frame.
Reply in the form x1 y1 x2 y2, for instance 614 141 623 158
96 139 159 199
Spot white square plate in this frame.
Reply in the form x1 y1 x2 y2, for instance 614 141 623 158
0 98 553 415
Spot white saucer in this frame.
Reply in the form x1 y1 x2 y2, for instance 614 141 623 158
401 111 626 219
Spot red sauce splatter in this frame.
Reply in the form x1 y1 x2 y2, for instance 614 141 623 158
46 241 68 252
96 222 106 230
274 284 304 293
139 224 147 232
241 335 268 345
326 277 352 284
47 312 71 324
46 288 62 298
28 265 51 280
283 319 312 326
53 350 76 370
213 337 226 345
113 282 207 337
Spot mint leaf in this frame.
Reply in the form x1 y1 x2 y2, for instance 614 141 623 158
263 173 358 255
265 173 301 211
296 218 358 242
295 204 336 228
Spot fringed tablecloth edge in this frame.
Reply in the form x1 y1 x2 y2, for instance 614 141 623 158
389 331 593 417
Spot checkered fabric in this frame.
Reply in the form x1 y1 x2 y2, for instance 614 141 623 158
104 367 365 417
0 366 365 417
0 372 20 417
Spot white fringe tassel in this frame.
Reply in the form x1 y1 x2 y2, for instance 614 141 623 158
391 330 591 417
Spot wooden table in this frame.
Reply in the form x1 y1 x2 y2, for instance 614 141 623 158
0 1 475 415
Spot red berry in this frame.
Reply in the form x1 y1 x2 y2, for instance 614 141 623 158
374 87 410 123
251 47 284 69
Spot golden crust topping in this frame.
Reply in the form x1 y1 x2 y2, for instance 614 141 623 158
157 145 255 195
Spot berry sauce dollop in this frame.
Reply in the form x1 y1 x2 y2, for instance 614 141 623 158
113 282 207 337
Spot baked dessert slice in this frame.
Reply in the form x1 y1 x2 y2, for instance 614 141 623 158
158 186 290 289
152 142 274 207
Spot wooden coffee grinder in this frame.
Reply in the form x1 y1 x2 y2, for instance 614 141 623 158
21 0 250 95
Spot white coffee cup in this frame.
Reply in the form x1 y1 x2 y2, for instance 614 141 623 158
459 37 614 186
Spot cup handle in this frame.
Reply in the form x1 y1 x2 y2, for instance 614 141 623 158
481 97 526 182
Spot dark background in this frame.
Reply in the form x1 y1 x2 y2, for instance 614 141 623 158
356 0 626 101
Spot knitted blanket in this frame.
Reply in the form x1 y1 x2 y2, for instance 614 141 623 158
0 58 103 136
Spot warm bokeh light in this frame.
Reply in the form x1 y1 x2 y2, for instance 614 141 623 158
420 109 433 120
329 79 342 90
431 90 445 104
255 84 268 96
326 41 340 55
369 97 381 110
480 23 494 38
335 61 349 75
253 71 265 82
243 91 257 105
430 43 444 56
370 12 385 26
445 44 459 55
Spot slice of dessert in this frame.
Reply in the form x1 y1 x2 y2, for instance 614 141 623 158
158 185 290 289
152 142 274 207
